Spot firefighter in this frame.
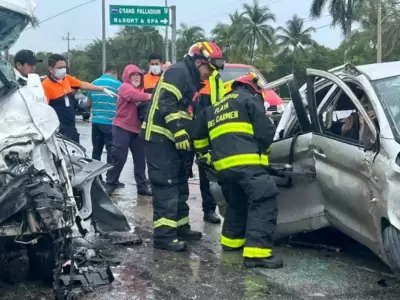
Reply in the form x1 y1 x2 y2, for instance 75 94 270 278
191 72 283 268
194 70 225 224
140 42 225 251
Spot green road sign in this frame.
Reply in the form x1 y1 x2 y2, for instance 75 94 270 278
109 5 170 26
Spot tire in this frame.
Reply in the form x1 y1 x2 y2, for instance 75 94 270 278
383 225 400 277
27 235 57 283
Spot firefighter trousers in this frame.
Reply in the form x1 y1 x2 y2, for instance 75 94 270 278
144 141 191 242
220 167 279 259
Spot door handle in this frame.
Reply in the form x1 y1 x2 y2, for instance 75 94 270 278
311 148 326 158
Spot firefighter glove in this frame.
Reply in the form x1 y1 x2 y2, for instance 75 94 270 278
198 152 212 165
174 130 191 151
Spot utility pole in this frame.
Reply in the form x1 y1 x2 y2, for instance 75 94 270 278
102 0 106 73
62 32 75 70
377 0 382 63
170 5 177 63
164 0 169 62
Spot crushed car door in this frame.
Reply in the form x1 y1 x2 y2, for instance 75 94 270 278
268 78 328 239
305 68 379 245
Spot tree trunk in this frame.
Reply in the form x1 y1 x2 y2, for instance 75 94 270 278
344 0 353 62
249 32 256 64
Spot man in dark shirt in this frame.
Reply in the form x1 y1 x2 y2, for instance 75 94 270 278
13 49 42 84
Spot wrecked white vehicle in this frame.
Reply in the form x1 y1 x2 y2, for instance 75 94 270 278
209 62 400 277
0 0 131 285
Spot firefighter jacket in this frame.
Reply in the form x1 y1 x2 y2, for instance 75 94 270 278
140 56 202 144
195 70 225 115
191 85 275 173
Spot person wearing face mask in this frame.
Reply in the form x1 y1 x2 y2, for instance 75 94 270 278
139 53 163 123
104 64 152 197
140 41 225 252
42 54 116 143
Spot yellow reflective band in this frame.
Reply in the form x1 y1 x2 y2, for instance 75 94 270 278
209 122 254 140
179 110 193 120
203 42 213 53
220 235 245 248
159 82 183 101
193 138 209 149
151 125 174 141
213 154 269 171
177 216 189 227
153 218 178 229
243 247 272 258
174 129 186 138
141 121 147 129
145 74 164 140
165 112 180 123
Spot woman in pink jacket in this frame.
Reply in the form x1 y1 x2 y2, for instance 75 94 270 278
105 64 152 196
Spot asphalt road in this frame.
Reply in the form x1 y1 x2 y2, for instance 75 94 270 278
1 119 400 300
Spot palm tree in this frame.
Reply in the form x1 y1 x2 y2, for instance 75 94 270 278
310 0 364 42
118 27 164 54
211 11 245 61
277 15 316 72
239 0 276 63
176 23 206 59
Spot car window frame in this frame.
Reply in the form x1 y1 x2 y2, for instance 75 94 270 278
306 69 378 149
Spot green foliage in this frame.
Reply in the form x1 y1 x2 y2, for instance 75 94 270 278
32 0 393 86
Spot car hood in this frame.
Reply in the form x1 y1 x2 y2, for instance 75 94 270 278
0 0 36 50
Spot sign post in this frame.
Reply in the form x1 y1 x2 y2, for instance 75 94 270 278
109 5 170 26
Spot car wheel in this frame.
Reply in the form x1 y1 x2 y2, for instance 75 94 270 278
383 224 400 277
27 235 57 283
82 113 90 121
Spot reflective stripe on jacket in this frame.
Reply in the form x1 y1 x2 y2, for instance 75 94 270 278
195 70 225 115
191 85 275 172
140 57 202 144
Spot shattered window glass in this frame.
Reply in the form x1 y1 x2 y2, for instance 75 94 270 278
374 76 400 131
0 57 18 98
0 7 30 50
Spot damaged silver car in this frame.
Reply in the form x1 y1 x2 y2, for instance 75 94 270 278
209 63 400 277
0 0 132 287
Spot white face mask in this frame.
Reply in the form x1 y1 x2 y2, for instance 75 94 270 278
150 65 161 75
54 68 67 80
132 81 140 87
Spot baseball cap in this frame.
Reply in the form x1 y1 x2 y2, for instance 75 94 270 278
14 50 43 66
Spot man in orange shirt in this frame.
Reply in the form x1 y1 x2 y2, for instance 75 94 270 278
42 54 115 143
139 53 163 123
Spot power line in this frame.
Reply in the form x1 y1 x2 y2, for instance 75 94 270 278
24 0 98 31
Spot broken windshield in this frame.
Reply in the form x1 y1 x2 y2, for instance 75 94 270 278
373 76 400 136
0 57 18 98
0 6 31 50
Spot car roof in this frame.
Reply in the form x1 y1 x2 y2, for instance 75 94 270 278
224 63 253 68
356 61 400 81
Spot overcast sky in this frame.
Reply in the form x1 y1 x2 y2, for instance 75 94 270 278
11 0 342 55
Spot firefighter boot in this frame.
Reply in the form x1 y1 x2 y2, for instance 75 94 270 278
243 256 283 269
154 239 187 251
177 225 202 241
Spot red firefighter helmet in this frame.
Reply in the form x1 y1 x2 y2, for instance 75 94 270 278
232 71 267 97
187 41 225 70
